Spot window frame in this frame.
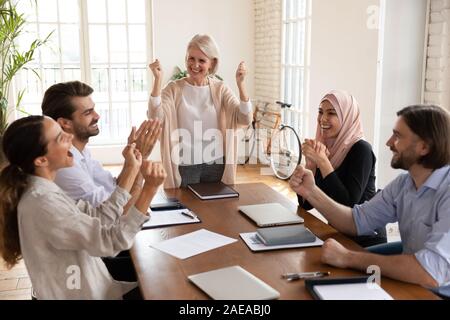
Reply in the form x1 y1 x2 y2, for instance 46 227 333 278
280 0 312 140
12 0 155 157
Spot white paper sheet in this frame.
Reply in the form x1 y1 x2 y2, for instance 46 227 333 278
313 282 394 300
308 208 328 224
142 209 200 229
240 232 323 251
150 229 237 259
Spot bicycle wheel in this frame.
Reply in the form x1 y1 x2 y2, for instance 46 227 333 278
269 125 302 179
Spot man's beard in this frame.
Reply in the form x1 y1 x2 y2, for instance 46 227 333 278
74 122 100 141
390 146 419 170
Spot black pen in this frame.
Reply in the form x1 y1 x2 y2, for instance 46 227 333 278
282 271 330 281
180 211 195 219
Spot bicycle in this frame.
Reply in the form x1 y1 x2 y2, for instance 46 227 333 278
239 101 302 180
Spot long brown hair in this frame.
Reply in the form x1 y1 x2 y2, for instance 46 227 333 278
0 116 47 269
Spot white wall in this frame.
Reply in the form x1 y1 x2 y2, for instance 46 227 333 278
309 0 380 144
152 0 255 96
254 0 282 103
308 0 428 189
375 0 428 188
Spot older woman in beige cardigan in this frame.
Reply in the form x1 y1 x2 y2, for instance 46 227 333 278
148 34 252 188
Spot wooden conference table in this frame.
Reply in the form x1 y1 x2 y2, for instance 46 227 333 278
130 183 439 300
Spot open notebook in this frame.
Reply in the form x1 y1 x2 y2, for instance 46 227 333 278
188 266 280 300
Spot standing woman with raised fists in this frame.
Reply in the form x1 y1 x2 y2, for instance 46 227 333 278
148 34 252 188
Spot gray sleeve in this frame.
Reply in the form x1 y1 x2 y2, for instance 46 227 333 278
352 177 400 236
76 186 131 225
36 194 149 257
415 195 450 286
55 166 112 207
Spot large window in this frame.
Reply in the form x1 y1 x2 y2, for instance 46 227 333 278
15 0 151 145
281 0 311 139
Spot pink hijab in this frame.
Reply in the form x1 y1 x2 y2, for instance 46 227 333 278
316 90 364 169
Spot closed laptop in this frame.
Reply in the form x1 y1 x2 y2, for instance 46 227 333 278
256 225 316 246
238 203 303 227
188 266 280 300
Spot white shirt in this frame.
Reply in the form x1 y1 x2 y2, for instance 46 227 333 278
179 83 222 164
55 146 116 207
18 176 149 300
150 84 252 165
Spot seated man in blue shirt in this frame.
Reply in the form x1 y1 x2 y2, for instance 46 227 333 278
290 104 450 298
41 81 161 288
41 81 161 209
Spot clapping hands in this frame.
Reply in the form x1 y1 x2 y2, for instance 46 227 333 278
127 119 162 159
141 161 167 190
122 143 142 171
302 139 330 169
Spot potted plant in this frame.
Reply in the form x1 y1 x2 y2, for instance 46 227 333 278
0 0 51 167
171 66 223 81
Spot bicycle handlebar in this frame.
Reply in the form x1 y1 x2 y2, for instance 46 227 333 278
275 101 292 109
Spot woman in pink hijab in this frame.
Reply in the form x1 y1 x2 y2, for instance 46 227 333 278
299 90 386 247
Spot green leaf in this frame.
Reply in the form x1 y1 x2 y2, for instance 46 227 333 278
0 0 53 134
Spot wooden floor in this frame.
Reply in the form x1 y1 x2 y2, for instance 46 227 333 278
0 164 293 300
0 260 32 300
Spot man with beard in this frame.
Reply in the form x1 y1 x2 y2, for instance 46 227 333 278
290 105 450 298
41 81 161 208
41 81 161 288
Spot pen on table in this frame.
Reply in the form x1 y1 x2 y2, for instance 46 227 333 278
282 271 330 281
180 211 196 219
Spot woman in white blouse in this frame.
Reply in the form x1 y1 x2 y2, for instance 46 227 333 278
0 115 166 299
148 34 253 188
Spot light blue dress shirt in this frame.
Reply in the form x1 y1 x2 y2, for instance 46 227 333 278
55 146 116 207
352 165 450 296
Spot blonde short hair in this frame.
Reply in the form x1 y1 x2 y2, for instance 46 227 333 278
185 34 220 75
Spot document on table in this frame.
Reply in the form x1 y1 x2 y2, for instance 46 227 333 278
150 229 238 259
142 209 200 229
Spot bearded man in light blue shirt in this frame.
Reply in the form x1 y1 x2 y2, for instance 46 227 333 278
290 105 450 298
41 81 161 209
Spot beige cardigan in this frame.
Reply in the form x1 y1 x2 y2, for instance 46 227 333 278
148 77 252 188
